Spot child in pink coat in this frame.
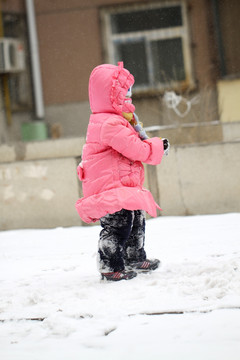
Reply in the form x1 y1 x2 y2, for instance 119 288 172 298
76 62 169 281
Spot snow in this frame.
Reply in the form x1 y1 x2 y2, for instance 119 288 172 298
0 213 240 360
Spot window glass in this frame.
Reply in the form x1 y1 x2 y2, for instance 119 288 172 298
114 40 149 86
111 6 182 33
151 38 185 84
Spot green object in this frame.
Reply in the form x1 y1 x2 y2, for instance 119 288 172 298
21 122 48 142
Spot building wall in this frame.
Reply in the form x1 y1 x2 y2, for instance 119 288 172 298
1 0 23 12
157 140 240 216
218 0 240 75
36 6 102 105
187 0 213 87
34 0 219 136
0 0 224 141
34 0 218 105
218 79 240 122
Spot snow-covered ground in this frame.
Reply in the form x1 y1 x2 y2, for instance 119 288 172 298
0 213 240 360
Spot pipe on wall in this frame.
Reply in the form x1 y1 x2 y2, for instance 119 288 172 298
211 0 226 77
25 0 44 119
0 0 12 127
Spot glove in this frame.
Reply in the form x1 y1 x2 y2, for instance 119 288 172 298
162 138 170 156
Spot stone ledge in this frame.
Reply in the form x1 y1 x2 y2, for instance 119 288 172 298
0 137 85 163
1 121 240 163
0 144 15 163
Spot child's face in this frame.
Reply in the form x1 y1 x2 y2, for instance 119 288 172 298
122 85 135 115
126 86 132 98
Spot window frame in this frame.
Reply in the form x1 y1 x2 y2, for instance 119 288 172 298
101 0 195 94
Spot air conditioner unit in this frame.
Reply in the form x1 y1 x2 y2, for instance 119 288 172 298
0 38 26 73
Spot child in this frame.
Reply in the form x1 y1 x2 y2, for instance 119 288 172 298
76 62 169 281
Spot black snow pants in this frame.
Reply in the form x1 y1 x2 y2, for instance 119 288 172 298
98 209 146 273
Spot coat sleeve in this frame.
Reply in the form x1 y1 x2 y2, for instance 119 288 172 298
100 116 164 165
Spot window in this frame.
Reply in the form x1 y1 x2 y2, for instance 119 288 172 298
101 1 194 92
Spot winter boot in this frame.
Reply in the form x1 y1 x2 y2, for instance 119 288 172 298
126 259 160 272
101 270 137 281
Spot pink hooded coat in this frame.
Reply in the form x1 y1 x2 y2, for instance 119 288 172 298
75 62 164 223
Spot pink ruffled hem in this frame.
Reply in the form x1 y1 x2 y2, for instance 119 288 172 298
75 187 161 223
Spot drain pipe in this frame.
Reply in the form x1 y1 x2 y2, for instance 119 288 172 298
211 0 226 77
25 0 44 119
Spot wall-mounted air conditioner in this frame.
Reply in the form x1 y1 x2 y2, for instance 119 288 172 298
0 38 26 73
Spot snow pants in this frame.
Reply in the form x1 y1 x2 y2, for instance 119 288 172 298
98 209 146 272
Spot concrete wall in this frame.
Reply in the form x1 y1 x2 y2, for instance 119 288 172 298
0 138 84 230
1 157 81 229
218 79 240 122
157 141 240 216
1 131 240 230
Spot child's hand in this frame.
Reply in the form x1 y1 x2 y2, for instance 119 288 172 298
162 138 170 156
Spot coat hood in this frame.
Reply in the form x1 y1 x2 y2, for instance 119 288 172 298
89 62 135 114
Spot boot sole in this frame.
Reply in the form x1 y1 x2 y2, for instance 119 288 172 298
101 272 137 281
127 262 161 273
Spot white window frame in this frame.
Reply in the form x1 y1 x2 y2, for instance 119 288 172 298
101 0 194 93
